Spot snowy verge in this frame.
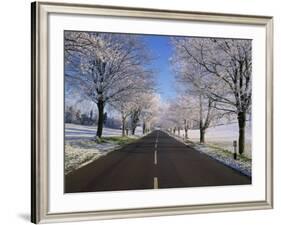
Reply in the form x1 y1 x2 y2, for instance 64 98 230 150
174 121 252 158
167 132 252 177
65 123 143 140
65 136 138 175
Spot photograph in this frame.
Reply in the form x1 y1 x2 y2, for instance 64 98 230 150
64 31 252 193
30 2 273 223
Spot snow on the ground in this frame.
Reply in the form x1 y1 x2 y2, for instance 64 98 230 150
188 141 251 177
170 133 252 177
64 123 143 174
65 139 118 174
65 145 100 175
65 138 134 175
176 122 252 158
65 123 143 140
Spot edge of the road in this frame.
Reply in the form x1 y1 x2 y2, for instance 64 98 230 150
66 131 155 176
163 130 252 179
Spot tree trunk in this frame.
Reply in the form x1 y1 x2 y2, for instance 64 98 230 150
96 100 104 138
178 127 180 136
238 111 246 155
184 119 188 139
200 128 205 143
142 122 146 134
132 127 136 135
184 127 188 139
122 116 126 137
131 123 137 135
199 94 205 143
130 110 140 136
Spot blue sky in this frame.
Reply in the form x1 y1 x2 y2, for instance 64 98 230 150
65 33 177 108
143 35 177 101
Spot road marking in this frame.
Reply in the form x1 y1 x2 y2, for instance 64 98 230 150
154 150 157 165
154 177 158 189
155 132 159 148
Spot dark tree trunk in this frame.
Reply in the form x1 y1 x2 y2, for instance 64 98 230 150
132 127 136 135
200 128 205 143
184 119 188 139
184 127 188 139
130 109 140 135
122 116 126 137
238 111 246 155
142 122 146 134
96 100 104 138
199 94 205 143
178 127 180 136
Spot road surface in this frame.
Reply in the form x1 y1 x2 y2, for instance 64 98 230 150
65 130 251 193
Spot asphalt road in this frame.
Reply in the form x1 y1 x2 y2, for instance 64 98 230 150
65 130 251 193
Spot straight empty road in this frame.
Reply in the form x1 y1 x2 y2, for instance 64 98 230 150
65 130 251 193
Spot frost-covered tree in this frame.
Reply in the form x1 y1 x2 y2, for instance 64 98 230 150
65 31 153 137
64 31 100 64
130 108 141 135
171 37 252 153
173 95 197 139
161 93 219 143
112 92 159 136
139 93 161 134
113 99 135 136
171 63 219 143
158 100 181 135
65 106 76 123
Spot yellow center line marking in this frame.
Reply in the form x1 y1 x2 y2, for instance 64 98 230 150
154 150 157 165
154 177 158 189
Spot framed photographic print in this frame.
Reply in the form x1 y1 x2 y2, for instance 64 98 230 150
31 1 273 224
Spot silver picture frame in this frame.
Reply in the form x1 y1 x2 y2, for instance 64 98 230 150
31 1 273 223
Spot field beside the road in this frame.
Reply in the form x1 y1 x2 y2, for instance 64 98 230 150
176 121 252 158
64 123 143 174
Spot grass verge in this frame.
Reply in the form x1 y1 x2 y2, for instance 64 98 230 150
185 140 252 177
97 136 137 145
65 135 138 175
203 142 251 163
